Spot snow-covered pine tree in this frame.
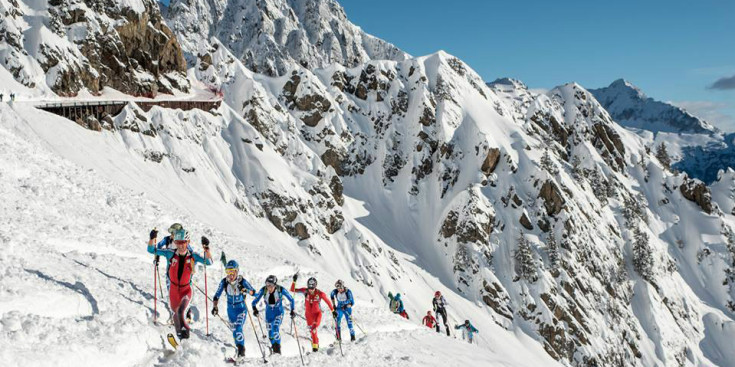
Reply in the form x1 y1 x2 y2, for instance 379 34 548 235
632 226 655 283
547 233 560 273
589 168 609 204
515 234 538 282
540 148 558 175
655 142 671 171
571 155 583 180
623 193 648 225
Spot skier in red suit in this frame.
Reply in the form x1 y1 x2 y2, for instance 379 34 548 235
290 274 335 352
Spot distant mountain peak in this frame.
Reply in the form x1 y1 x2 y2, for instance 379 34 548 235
590 79 718 135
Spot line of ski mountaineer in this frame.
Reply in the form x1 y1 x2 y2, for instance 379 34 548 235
146 223 361 363
388 290 480 344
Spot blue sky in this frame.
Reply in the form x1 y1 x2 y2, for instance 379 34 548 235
160 0 734 130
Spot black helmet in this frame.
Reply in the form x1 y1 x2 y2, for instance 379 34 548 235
464 320 470 325
266 275 277 285
335 279 345 289
307 277 317 289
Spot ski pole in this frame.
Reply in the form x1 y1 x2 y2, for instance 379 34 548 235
291 316 305 366
192 283 232 328
348 313 367 336
202 239 210 336
153 257 158 324
333 313 344 357
156 265 172 322
256 311 268 340
204 261 209 336
247 311 268 363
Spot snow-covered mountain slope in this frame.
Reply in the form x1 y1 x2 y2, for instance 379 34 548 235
590 79 735 184
0 101 560 367
164 0 408 75
0 0 189 97
4 0 735 366
590 79 717 135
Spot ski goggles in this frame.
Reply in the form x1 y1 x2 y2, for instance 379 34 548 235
226 268 238 275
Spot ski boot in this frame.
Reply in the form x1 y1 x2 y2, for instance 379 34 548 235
272 343 281 354
237 344 245 358
312 343 319 352
350 334 356 342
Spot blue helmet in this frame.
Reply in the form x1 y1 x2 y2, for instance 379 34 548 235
173 229 188 241
226 260 239 271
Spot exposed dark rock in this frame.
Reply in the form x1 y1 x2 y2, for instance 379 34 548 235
520 212 533 230
680 177 714 214
482 148 501 175
321 149 344 176
539 180 565 216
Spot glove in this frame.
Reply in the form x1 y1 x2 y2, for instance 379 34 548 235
290 310 295 319
332 310 338 319
153 255 160 266
201 236 210 249
346 303 352 309
212 306 218 316
292 274 298 281
252 307 259 317
149 229 158 240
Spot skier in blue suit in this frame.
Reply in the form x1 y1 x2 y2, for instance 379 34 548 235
455 320 479 344
330 279 356 341
212 260 255 361
251 275 295 354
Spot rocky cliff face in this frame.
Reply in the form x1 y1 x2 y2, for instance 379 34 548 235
165 0 408 76
187 40 735 365
0 0 189 96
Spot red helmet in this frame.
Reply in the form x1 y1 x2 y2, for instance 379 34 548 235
434 291 441 297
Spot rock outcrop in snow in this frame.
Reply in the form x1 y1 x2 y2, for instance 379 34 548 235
0 0 189 96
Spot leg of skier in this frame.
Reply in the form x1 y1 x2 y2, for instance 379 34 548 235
335 309 344 341
266 309 284 354
346 308 356 341
439 309 450 336
172 291 192 338
229 305 248 357
309 310 322 351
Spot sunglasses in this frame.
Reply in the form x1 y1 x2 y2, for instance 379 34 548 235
226 269 238 275
174 240 188 245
